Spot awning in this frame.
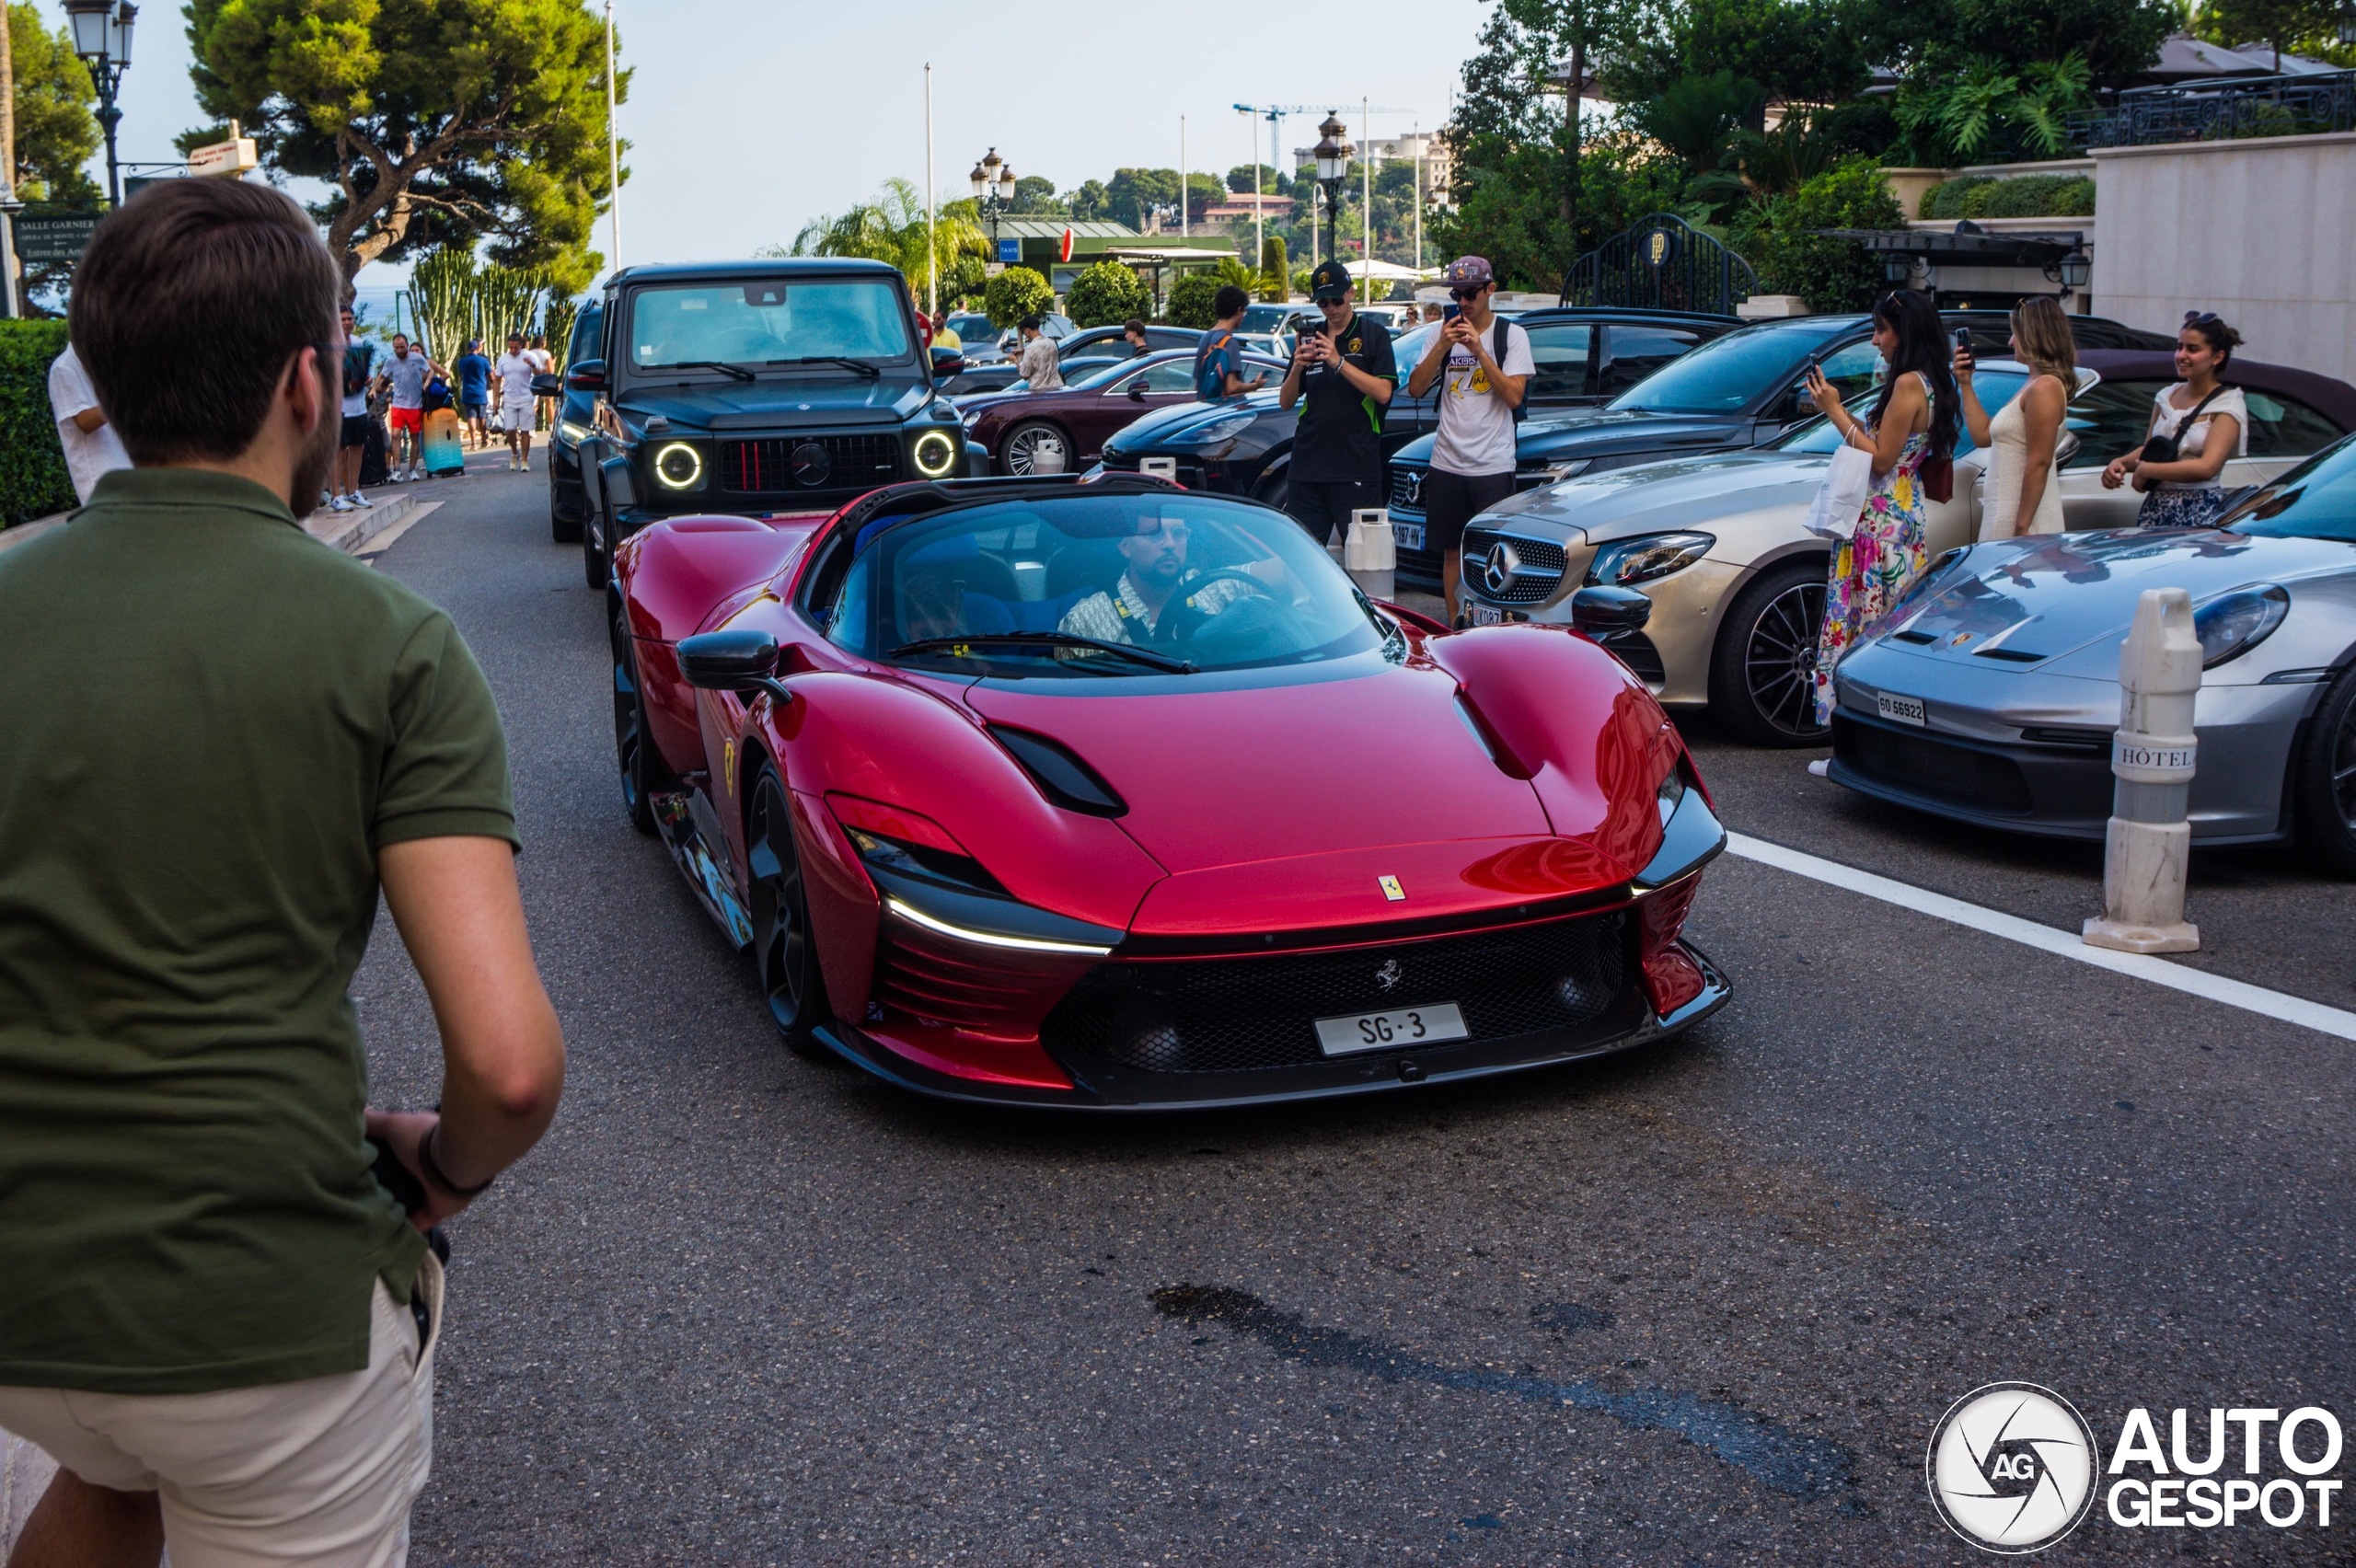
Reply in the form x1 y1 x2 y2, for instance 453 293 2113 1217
1814 225 2086 266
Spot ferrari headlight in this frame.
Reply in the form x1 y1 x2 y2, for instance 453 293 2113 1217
1586 532 1714 587
1163 411 1257 448
912 429 958 478
2192 582 2289 669
652 442 704 490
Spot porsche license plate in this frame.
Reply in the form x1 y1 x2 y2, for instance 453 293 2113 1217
1392 522 1426 551
1315 1003 1470 1056
1469 603 1508 628
1876 691 1927 727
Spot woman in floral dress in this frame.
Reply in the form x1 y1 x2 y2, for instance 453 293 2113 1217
1804 290 1959 730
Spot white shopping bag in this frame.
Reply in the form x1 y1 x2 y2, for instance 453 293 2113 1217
1802 444 1873 541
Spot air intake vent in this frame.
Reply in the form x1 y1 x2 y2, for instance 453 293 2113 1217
989 726 1126 816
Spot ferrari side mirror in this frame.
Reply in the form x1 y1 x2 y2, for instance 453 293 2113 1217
676 628 792 704
1571 585 1651 640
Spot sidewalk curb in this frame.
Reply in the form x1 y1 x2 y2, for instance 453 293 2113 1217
1 488 438 560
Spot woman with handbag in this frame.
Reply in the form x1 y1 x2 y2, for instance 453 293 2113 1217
2100 312 2246 528
1802 289 1960 730
1956 296 2074 540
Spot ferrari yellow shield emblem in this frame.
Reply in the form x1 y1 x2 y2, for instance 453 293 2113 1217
722 738 736 786
1379 875 1405 902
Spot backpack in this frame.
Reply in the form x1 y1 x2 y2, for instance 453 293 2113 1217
1495 317 1526 425
342 342 375 398
1195 329 1237 402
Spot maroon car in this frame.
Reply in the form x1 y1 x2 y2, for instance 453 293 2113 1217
960 349 1289 476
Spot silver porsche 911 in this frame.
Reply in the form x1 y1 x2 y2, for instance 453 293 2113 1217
1828 434 2356 871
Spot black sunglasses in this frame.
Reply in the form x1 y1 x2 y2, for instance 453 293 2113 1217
1449 285 1487 301
2183 310 2221 326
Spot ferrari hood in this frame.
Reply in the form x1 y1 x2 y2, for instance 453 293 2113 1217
1877 529 2356 674
1484 448 1833 544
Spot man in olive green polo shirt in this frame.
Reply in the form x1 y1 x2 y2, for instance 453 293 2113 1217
0 181 565 1566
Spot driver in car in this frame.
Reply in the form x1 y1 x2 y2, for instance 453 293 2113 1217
1057 517 1253 645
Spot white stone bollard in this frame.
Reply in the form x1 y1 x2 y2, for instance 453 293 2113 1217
1344 507 1397 601
2084 587 2202 953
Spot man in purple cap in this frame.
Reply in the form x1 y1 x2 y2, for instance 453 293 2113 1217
1404 255 1531 622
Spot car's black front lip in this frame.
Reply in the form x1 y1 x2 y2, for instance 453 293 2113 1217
806 943 1728 1111
1828 709 2120 840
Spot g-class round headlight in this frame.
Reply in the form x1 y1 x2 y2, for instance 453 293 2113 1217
653 442 703 490
912 429 958 478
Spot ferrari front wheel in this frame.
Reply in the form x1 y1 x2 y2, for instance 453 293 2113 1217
747 768 831 1057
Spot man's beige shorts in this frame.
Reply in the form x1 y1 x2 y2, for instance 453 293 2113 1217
0 1252 443 1568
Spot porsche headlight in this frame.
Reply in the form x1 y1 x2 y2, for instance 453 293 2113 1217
912 429 959 478
2192 582 2289 668
652 441 705 490
1586 532 1715 587
1163 411 1257 448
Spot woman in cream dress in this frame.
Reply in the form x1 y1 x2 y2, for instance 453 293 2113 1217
1955 295 2075 540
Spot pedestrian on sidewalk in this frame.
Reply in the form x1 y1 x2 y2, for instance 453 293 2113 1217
331 306 379 513
494 333 539 471
454 339 492 452
1403 255 1532 622
45 341 132 505
1193 286 1265 402
374 334 444 482
1955 295 2074 540
1017 316 1064 392
1805 288 1958 732
2101 311 2247 529
1278 259 1396 547
0 177 564 1568
525 335 556 432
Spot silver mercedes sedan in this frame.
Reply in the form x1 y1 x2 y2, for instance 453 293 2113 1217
1830 435 2356 870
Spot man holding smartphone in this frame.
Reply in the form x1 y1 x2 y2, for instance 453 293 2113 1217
1279 259 1396 546
1405 255 1532 621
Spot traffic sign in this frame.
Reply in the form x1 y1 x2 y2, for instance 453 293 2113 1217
189 134 258 179
14 213 101 265
997 239 1020 263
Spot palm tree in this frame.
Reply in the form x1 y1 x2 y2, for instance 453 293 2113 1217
773 178 988 306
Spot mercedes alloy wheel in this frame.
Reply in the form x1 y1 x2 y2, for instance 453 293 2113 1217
1711 559 1831 746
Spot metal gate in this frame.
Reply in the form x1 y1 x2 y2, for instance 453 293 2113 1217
1559 213 1756 316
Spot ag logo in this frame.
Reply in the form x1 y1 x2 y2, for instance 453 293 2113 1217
1927 1382 2100 1553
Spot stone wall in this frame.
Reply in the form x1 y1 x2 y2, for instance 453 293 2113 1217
2089 131 2356 386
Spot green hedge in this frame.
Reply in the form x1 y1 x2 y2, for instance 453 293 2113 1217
1066 260 1151 328
1921 173 2095 220
1164 272 1221 329
0 320 76 528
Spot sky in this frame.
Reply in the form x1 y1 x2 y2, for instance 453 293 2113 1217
84 0 1501 294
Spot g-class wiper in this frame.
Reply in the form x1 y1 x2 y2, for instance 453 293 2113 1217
664 360 755 382
766 356 882 379
888 631 1196 674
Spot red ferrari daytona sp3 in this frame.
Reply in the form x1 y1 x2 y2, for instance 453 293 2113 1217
608 475 1729 1108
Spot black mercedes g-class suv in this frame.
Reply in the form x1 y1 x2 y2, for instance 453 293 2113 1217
568 258 977 587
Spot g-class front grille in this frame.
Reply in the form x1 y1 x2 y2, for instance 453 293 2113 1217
721 433 903 492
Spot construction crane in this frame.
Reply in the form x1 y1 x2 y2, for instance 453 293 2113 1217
1231 103 1416 283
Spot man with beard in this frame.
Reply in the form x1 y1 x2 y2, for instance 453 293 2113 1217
0 179 566 1567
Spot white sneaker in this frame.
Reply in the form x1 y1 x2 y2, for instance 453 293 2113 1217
329 495 353 513
1807 758 1831 778
350 490 374 508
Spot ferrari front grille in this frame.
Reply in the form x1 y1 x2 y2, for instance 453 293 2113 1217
721 433 904 493
1041 912 1630 1075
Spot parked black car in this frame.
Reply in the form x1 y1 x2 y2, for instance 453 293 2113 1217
941 323 1201 396
540 298 603 543
1385 308 2170 589
1092 307 1740 504
569 259 977 589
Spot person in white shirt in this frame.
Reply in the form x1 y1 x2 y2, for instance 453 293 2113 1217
329 306 377 513
47 343 133 505
525 333 557 433
2101 310 2249 529
1404 255 1533 622
1016 316 1063 391
492 334 539 471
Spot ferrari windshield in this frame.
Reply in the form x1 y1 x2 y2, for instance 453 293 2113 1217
2224 433 2356 541
825 492 1389 675
629 279 913 370
1778 372 2023 458
1606 321 1844 414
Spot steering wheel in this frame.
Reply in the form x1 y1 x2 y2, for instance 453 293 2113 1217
1167 567 1306 651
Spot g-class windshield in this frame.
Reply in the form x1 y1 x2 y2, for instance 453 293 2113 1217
629 280 913 372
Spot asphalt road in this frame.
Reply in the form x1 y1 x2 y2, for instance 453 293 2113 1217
361 469 2354 1565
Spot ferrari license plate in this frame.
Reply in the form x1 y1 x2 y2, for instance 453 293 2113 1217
1315 1003 1470 1056
1392 521 1426 551
1876 691 1927 727
1468 602 1508 628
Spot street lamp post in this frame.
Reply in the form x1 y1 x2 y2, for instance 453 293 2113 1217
969 147 1015 260
64 1 137 209
1311 112 1353 266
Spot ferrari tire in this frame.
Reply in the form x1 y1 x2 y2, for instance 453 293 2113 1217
2294 661 2356 876
1000 420 1071 478
550 476 582 543
610 598 664 836
1710 557 1831 746
747 768 831 1057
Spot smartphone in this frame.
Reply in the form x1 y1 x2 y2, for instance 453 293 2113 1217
1443 304 1461 323
1954 328 1973 352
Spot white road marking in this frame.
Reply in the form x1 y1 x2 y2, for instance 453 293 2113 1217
355 502 441 565
1725 832 2356 1043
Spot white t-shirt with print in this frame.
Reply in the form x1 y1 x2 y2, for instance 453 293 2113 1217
1431 319 1535 477
47 344 133 505
496 352 537 406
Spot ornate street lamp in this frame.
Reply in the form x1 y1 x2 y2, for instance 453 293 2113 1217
970 147 1015 256
1311 112 1354 264
64 0 138 208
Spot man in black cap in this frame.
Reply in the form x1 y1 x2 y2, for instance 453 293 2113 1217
1278 259 1396 546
